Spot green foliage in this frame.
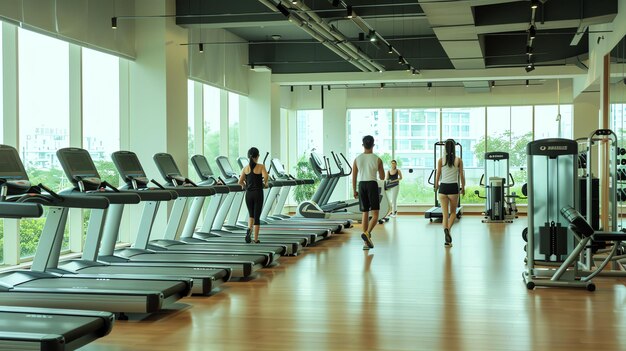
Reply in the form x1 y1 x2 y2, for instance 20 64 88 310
94 160 120 187
473 131 533 167
379 153 402 168
293 154 319 203
204 130 221 168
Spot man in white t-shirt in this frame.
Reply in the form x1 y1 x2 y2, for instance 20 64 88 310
352 135 385 250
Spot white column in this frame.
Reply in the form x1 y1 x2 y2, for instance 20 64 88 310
2 22 20 265
323 89 348 202
68 44 84 253
128 0 188 239
244 70 273 157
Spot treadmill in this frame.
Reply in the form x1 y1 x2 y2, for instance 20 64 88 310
0 202 115 351
424 140 463 221
0 145 192 315
216 155 331 242
263 157 353 228
55 147 266 278
187 154 305 254
236 156 341 233
30 148 232 296
150 152 289 258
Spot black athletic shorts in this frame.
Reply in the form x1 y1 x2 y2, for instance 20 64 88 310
438 183 459 195
359 181 380 212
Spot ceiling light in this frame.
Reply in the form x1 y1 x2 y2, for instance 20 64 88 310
347 5 354 19
406 64 411 72
427 82 432 92
111 17 117 29
388 45 393 54
327 85 331 91
369 30 377 42
529 25 536 40
380 83 385 89
491 81 496 88
526 79 529 87
525 61 535 73
530 0 539 9
290 86 294 92
291 0 298 4
412 69 418 75
198 43 204 53
309 85 312 90
250 63 255 70
398 56 404 64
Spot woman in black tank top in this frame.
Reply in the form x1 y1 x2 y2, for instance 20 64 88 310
238 147 269 243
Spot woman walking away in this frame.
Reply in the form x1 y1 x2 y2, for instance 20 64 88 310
238 147 269 244
434 139 465 247
385 160 402 216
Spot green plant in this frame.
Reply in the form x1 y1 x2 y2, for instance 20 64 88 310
293 154 319 203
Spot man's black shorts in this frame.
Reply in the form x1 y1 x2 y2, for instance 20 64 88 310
359 181 380 212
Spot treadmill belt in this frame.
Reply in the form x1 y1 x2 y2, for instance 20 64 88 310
18 277 186 297
0 311 105 343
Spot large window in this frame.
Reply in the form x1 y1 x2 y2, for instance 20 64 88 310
296 110 324 161
535 105 572 139
344 104 571 206
394 108 438 204
442 108 485 204
82 47 119 181
485 106 532 204
203 85 221 170
82 47 120 241
228 92 240 161
18 28 70 258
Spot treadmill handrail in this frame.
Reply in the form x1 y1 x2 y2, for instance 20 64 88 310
0 202 43 218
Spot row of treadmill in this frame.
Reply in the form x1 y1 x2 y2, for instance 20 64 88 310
0 144 351 350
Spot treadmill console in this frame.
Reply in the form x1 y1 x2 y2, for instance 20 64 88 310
56 148 102 191
111 151 150 188
215 156 238 184
153 153 187 186
0 145 32 195
191 155 217 182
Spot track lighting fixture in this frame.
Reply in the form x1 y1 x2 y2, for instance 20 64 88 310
491 81 496 88
369 30 377 42
388 45 393 54
526 79 529 87
398 56 404 65
427 82 432 92
530 0 539 9
198 43 204 53
412 69 418 75
525 60 535 73
111 17 117 29
290 86 294 92
291 0 298 4
406 65 411 72
529 25 536 40
250 63 255 70
327 85 331 91
346 5 354 19
380 83 385 89
309 85 312 91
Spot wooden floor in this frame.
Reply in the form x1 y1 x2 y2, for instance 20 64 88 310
83 216 626 351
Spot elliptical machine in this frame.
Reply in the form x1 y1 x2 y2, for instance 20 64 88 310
474 152 519 223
